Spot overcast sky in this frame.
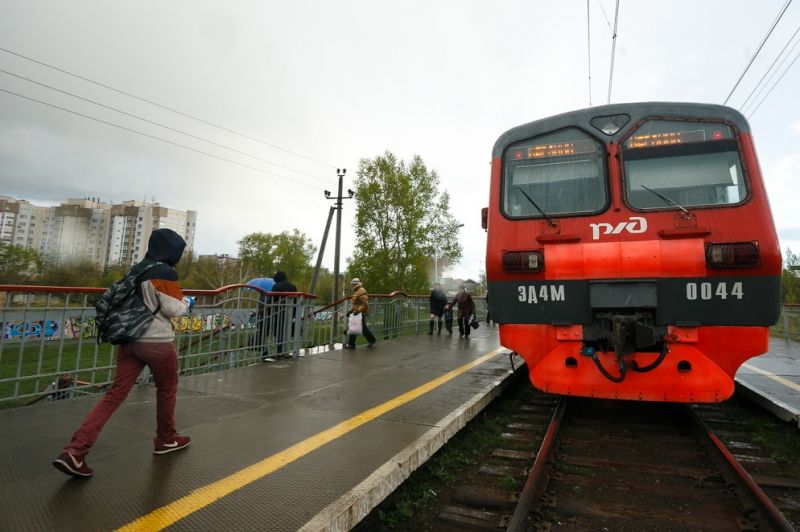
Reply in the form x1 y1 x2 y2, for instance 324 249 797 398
1 0 799 283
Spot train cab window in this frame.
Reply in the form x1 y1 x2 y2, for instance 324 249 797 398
502 129 606 218
622 120 747 210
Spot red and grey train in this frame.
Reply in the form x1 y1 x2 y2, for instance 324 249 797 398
484 102 781 402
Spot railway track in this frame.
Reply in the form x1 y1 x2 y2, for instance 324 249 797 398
360 379 798 531
506 397 795 531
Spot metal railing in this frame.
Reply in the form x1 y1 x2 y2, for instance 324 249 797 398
771 303 800 342
0 284 487 407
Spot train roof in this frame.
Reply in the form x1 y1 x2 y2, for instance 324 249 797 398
492 102 750 158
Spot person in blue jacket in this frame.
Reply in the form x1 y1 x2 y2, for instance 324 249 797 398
247 277 274 360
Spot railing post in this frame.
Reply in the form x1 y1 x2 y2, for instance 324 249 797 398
415 298 420 335
781 304 788 341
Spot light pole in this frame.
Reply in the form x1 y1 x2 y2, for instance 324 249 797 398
216 254 243 285
433 223 464 285
434 249 438 285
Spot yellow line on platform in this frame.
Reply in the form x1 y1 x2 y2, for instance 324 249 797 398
117 348 505 531
741 363 800 393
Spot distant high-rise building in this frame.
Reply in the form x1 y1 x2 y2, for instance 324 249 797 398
106 200 197 266
0 197 51 253
0 196 197 268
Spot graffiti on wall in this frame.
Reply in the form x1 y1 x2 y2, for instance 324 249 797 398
2 312 244 340
2 320 61 339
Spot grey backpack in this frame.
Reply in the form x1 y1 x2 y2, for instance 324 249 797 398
95 262 163 345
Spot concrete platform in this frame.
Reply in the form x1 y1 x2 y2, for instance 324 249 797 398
0 327 515 531
735 338 800 428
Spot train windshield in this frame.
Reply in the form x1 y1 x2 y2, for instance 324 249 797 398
503 129 606 218
622 120 747 210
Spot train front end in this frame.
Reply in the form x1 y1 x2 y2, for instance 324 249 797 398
485 103 781 402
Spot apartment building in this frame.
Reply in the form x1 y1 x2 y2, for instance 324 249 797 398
0 197 51 253
0 196 196 268
106 200 197 266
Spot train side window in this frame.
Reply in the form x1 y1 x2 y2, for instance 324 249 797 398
622 120 747 210
502 129 607 219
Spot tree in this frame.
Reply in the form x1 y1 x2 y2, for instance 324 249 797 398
348 152 462 294
238 229 316 288
39 258 104 287
181 255 252 289
101 263 130 286
0 242 42 284
782 247 800 303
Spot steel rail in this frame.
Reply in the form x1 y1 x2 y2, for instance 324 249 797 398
688 408 795 532
506 397 566 532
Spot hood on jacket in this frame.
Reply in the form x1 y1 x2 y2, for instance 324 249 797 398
145 228 186 266
273 271 287 283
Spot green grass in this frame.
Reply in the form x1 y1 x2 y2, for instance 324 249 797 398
723 395 800 467
0 339 116 408
0 316 457 407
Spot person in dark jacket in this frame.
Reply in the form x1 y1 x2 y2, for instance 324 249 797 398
247 277 275 360
428 283 448 335
450 284 476 338
269 271 298 357
53 228 193 478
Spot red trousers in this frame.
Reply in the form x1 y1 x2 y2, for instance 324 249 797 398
64 341 179 456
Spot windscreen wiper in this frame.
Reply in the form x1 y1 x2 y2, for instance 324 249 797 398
641 185 690 218
516 187 556 226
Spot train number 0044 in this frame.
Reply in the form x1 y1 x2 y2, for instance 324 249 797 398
685 281 743 301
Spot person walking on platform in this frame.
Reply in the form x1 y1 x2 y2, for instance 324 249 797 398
428 283 448 335
52 229 193 478
443 304 454 335
451 284 476 338
345 278 376 349
485 290 494 325
269 271 298 357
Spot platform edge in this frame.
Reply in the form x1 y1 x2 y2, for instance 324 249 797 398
299 357 524 532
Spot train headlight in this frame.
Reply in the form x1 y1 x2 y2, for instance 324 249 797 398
502 250 544 273
705 242 760 269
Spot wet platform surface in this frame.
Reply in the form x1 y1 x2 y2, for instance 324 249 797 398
0 327 513 531
2 330 796 531
736 337 800 428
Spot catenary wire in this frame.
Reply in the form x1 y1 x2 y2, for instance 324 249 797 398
740 23 800 114
606 0 620 105
0 86 325 191
595 0 613 30
747 45 800 117
0 68 335 186
723 0 793 105
0 45 337 170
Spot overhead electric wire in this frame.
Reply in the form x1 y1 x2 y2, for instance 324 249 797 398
0 68 335 186
0 86 325 191
747 45 800 117
0 45 336 169
739 23 800 114
723 0 793 105
606 0 620 105
595 0 613 30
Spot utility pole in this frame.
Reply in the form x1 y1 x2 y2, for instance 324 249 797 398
326 168 354 346
308 206 335 295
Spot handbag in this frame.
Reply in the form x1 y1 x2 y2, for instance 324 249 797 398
348 312 363 336
470 314 479 329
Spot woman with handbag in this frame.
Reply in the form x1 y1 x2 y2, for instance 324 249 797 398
450 284 476 338
345 278 377 349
